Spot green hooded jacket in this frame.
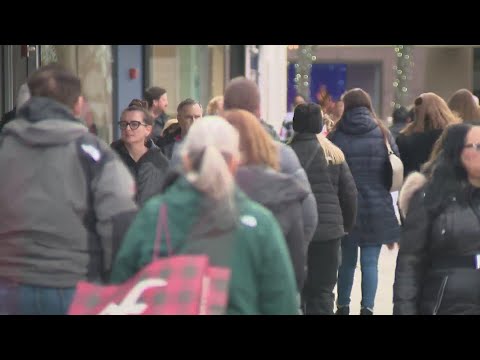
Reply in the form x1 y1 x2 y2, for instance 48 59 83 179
110 176 298 315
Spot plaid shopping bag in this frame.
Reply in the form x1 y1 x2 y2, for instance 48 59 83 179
68 205 231 315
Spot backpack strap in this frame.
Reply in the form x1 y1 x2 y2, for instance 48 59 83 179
303 144 322 172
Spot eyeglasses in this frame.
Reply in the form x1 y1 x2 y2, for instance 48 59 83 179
464 143 480 151
118 121 147 130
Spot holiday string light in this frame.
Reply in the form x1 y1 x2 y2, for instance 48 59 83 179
294 45 314 101
392 45 414 110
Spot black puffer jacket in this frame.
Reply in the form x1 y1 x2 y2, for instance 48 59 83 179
111 139 169 205
290 133 345 242
394 172 480 315
396 129 443 177
236 165 310 290
327 161 358 234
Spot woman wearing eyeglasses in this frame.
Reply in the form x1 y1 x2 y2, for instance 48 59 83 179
394 123 480 315
111 103 169 205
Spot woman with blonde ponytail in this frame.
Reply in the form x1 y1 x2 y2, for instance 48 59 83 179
110 117 299 315
290 103 357 315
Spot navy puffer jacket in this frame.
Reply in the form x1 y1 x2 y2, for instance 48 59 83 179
328 107 400 246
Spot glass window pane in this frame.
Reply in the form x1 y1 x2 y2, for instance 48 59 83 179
40 45 113 143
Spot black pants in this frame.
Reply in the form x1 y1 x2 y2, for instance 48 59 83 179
303 238 341 315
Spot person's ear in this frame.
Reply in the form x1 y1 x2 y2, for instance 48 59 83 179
145 124 153 137
73 96 85 118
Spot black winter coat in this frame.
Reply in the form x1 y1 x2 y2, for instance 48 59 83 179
394 173 480 315
111 139 169 205
236 165 310 290
290 133 345 242
396 129 443 177
327 161 358 234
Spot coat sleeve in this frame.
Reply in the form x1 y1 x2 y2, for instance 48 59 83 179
92 146 139 278
338 161 358 234
393 189 430 315
284 205 306 291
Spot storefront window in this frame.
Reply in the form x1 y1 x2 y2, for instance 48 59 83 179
41 45 113 143
148 45 226 114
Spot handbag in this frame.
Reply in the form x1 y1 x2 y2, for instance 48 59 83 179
378 125 404 192
68 205 231 315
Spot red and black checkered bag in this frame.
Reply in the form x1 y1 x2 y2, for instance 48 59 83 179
68 205 231 315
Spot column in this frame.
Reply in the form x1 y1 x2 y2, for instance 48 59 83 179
258 45 288 132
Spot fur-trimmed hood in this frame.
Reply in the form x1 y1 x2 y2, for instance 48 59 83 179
398 171 427 218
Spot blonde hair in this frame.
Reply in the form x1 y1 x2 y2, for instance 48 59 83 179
181 116 240 201
316 134 345 165
322 113 335 134
206 96 224 116
223 109 279 170
401 92 460 135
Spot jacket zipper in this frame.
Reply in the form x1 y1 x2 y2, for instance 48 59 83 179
433 276 448 315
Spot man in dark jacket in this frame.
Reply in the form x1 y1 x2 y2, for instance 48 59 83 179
290 103 351 315
0 64 138 315
145 86 169 144
160 98 203 167
389 105 411 140
223 77 318 243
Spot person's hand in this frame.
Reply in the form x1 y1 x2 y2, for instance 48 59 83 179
386 242 398 250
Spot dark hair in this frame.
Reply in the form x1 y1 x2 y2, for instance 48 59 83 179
129 98 148 109
120 105 153 126
27 63 81 109
424 123 473 215
408 107 415 123
332 88 390 136
392 106 409 125
223 77 260 116
342 88 376 116
293 103 323 134
144 87 167 108
177 98 198 114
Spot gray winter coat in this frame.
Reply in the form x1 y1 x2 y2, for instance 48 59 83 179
236 165 312 290
0 97 138 288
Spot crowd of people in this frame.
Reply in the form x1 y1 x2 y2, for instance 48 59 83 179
1 62 480 315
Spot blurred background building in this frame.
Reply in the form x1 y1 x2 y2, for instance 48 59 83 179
2 45 479 143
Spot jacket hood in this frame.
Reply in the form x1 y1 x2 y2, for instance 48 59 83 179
398 171 427 218
236 165 310 210
339 107 378 135
2 97 87 146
